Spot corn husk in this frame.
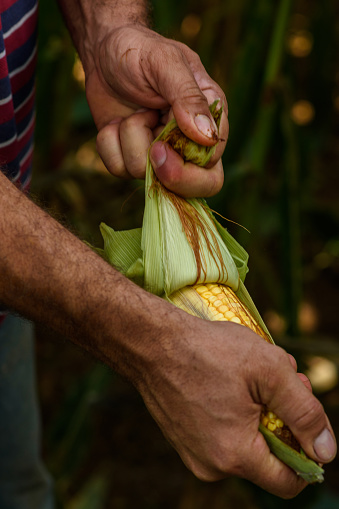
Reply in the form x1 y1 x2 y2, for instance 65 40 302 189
95 102 324 484
259 424 324 483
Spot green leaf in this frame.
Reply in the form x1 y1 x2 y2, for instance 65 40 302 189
259 424 325 483
100 223 142 275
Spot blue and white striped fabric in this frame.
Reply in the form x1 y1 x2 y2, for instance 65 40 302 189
0 0 38 189
0 0 38 323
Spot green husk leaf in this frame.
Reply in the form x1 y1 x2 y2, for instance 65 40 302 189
259 424 324 483
142 158 240 296
157 99 222 167
211 213 249 282
99 224 144 285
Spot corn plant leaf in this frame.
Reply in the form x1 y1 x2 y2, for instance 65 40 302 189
100 223 143 277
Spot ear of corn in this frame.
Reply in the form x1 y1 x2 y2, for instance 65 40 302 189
169 283 324 483
94 102 324 484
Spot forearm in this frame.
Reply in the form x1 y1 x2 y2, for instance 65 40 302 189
57 0 151 73
0 172 171 381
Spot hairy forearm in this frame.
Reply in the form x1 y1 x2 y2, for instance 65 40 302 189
0 172 174 381
57 0 151 73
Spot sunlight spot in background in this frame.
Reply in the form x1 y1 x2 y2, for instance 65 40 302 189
305 356 338 393
264 310 286 336
287 30 313 58
265 301 318 336
75 141 106 172
299 301 319 334
291 100 315 125
181 14 202 39
75 142 96 167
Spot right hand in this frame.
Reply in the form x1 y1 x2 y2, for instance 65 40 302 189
135 311 336 498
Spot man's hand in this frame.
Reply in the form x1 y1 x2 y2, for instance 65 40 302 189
58 1 228 197
135 313 336 499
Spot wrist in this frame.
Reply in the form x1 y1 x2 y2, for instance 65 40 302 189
57 0 151 76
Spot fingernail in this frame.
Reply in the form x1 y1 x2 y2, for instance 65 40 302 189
150 142 167 168
194 114 217 139
314 429 336 461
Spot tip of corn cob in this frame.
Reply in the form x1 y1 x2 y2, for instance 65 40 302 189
259 423 324 483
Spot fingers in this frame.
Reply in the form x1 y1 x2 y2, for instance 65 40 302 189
152 44 229 149
259 347 337 465
97 111 225 198
287 354 312 391
96 109 159 179
150 141 224 197
298 372 312 392
287 353 297 371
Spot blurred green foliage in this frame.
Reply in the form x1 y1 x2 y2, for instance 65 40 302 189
34 0 339 507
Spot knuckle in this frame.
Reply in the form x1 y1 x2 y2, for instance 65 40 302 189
120 114 141 132
279 477 308 499
124 149 148 179
293 398 324 431
96 137 126 178
192 467 224 483
183 455 223 482
202 165 224 197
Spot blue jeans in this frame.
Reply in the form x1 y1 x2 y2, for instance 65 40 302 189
0 315 54 509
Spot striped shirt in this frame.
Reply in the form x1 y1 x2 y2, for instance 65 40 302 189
0 0 38 324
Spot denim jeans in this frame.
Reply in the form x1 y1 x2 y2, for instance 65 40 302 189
0 314 54 509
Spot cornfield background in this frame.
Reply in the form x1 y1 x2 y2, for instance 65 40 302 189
33 0 339 507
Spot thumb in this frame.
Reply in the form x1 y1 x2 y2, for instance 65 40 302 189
260 348 337 464
153 44 227 147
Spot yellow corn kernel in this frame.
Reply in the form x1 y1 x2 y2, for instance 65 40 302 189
195 285 208 294
214 313 225 320
211 286 222 295
262 416 269 427
267 422 277 432
213 299 222 308
192 283 270 340
231 316 242 324
260 408 285 433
